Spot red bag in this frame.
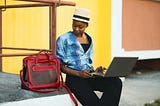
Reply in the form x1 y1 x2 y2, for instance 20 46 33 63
20 50 78 106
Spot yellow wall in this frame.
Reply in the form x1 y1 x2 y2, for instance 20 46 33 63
96 0 111 67
1 0 111 74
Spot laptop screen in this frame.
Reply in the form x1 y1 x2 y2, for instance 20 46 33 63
105 57 138 77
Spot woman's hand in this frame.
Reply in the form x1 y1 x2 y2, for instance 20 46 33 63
60 64 94 78
77 70 93 78
95 66 107 74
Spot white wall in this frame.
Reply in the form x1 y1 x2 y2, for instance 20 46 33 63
111 0 160 60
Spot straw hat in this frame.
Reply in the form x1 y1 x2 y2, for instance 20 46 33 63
72 8 91 23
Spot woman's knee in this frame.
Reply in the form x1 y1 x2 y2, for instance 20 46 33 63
106 77 122 89
113 77 123 90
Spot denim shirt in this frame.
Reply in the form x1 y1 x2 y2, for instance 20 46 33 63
56 31 94 71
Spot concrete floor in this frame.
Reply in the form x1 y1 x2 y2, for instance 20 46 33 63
0 72 67 103
0 70 160 106
119 70 160 106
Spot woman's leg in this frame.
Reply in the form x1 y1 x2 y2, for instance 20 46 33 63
66 75 100 106
89 77 122 106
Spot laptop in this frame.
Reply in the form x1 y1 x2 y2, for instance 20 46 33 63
91 57 138 77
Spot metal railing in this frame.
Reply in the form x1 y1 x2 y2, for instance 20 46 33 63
0 0 75 70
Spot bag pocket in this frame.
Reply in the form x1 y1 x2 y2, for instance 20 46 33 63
29 63 59 88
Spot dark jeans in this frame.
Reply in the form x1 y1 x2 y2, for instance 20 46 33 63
66 75 122 106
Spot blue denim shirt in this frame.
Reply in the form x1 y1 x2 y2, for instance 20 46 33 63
56 31 94 71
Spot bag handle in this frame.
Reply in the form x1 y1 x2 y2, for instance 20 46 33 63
36 50 52 63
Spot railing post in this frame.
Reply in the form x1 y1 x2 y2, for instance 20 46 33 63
49 4 56 55
0 9 2 71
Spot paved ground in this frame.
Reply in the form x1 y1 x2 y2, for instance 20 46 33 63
119 70 160 106
0 72 67 103
0 70 160 106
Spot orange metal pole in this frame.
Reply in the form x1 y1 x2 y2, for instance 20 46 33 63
19 0 76 6
49 5 56 55
0 9 2 71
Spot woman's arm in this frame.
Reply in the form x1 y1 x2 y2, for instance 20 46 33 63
60 64 93 78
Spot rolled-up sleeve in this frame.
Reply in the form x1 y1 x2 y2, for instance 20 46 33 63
56 37 67 64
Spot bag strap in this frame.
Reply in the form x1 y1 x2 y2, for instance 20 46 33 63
62 84 78 106
59 72 78 106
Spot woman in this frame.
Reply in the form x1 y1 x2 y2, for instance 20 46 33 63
56 8 122 106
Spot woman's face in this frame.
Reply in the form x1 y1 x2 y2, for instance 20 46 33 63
72 20 88 36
